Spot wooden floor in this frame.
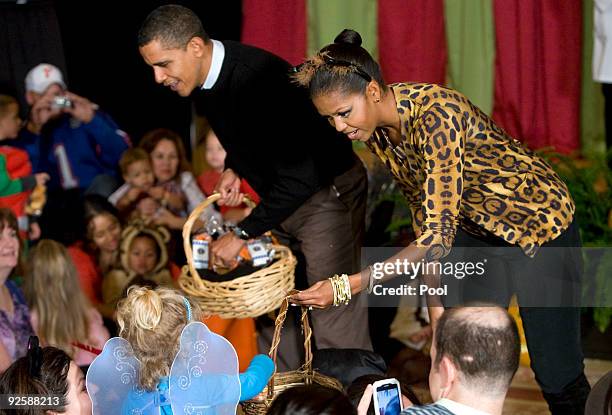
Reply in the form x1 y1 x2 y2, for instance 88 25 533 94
503 358 612 414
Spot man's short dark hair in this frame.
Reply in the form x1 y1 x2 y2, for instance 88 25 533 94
434 305 520 396
138 4 209 49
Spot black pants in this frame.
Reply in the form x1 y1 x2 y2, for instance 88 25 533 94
279 157 371 351
442 221 590 414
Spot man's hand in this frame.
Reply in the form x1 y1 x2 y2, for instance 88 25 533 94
211 232 245 268
357 384 373 415
215 168 243 207
64 91 96 124
28 96 61 134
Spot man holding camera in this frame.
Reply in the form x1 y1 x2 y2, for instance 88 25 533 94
13 63 129 193
358 305 521 415
11 63 129 240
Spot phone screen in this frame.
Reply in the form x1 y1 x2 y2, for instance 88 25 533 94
375 382 401 415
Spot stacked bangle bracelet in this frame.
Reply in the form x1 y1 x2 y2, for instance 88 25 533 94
329 273 352 306
367 265 376 294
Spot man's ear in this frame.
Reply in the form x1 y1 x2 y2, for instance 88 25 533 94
187 36 207 58
439 356 457 391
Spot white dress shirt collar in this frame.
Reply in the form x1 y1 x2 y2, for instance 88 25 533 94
201 39 225 90
437 398 494 415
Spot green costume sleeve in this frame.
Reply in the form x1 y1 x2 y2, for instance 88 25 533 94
0 154 24 197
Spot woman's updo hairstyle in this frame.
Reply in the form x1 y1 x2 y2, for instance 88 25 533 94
292 29 386 98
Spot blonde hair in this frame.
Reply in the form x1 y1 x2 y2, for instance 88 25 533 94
117 286 201 391
23 240 90 358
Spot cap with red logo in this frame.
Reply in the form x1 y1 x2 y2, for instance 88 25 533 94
24 63 66 94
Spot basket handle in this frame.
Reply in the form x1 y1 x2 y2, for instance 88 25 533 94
182 192 256 290
266 290 313 399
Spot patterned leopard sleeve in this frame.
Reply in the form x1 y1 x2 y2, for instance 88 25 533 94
412 104 465 262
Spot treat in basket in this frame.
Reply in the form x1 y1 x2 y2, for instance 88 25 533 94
191 216 276 279
179 193 296 319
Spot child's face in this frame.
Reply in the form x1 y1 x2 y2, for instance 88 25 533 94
124 159 155 190
205 131 226 172
128 235 158 276
90 213 121 254
0 103 21 140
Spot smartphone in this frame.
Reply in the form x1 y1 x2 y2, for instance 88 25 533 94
372 378 403 415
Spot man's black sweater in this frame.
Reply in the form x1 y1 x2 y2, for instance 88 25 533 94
193 40 356 237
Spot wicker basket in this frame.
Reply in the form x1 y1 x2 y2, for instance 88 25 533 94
241 292 343 414
178 193 296 319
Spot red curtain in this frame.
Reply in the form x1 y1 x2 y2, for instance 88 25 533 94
378 0 447 84
241 0 307 65
492 0 582 153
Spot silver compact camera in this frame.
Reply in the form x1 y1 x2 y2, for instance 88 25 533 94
52 95 72 109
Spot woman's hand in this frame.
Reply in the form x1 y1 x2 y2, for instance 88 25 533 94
147 186 165 200
289 279 334 309
153 207 185 230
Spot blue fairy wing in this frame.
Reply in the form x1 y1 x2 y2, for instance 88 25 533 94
169 322 241 414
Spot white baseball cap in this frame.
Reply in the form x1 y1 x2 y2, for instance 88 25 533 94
24 63 66 94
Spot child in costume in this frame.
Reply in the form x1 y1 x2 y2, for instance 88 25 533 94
102 220 175 308
86 286 275 414
0 94 48 240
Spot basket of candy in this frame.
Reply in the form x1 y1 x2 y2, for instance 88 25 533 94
178 193 296 318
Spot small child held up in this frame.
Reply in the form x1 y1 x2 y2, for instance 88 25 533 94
197 128 260 223
109 148 160 222
0 94 48 240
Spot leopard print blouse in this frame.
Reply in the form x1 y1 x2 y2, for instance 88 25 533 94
366 83 575 258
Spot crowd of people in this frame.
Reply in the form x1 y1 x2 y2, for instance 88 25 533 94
0 3 608 415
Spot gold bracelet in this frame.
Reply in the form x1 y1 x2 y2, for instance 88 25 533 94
329 274 351 306
330 274 338 306
341 274 352 304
